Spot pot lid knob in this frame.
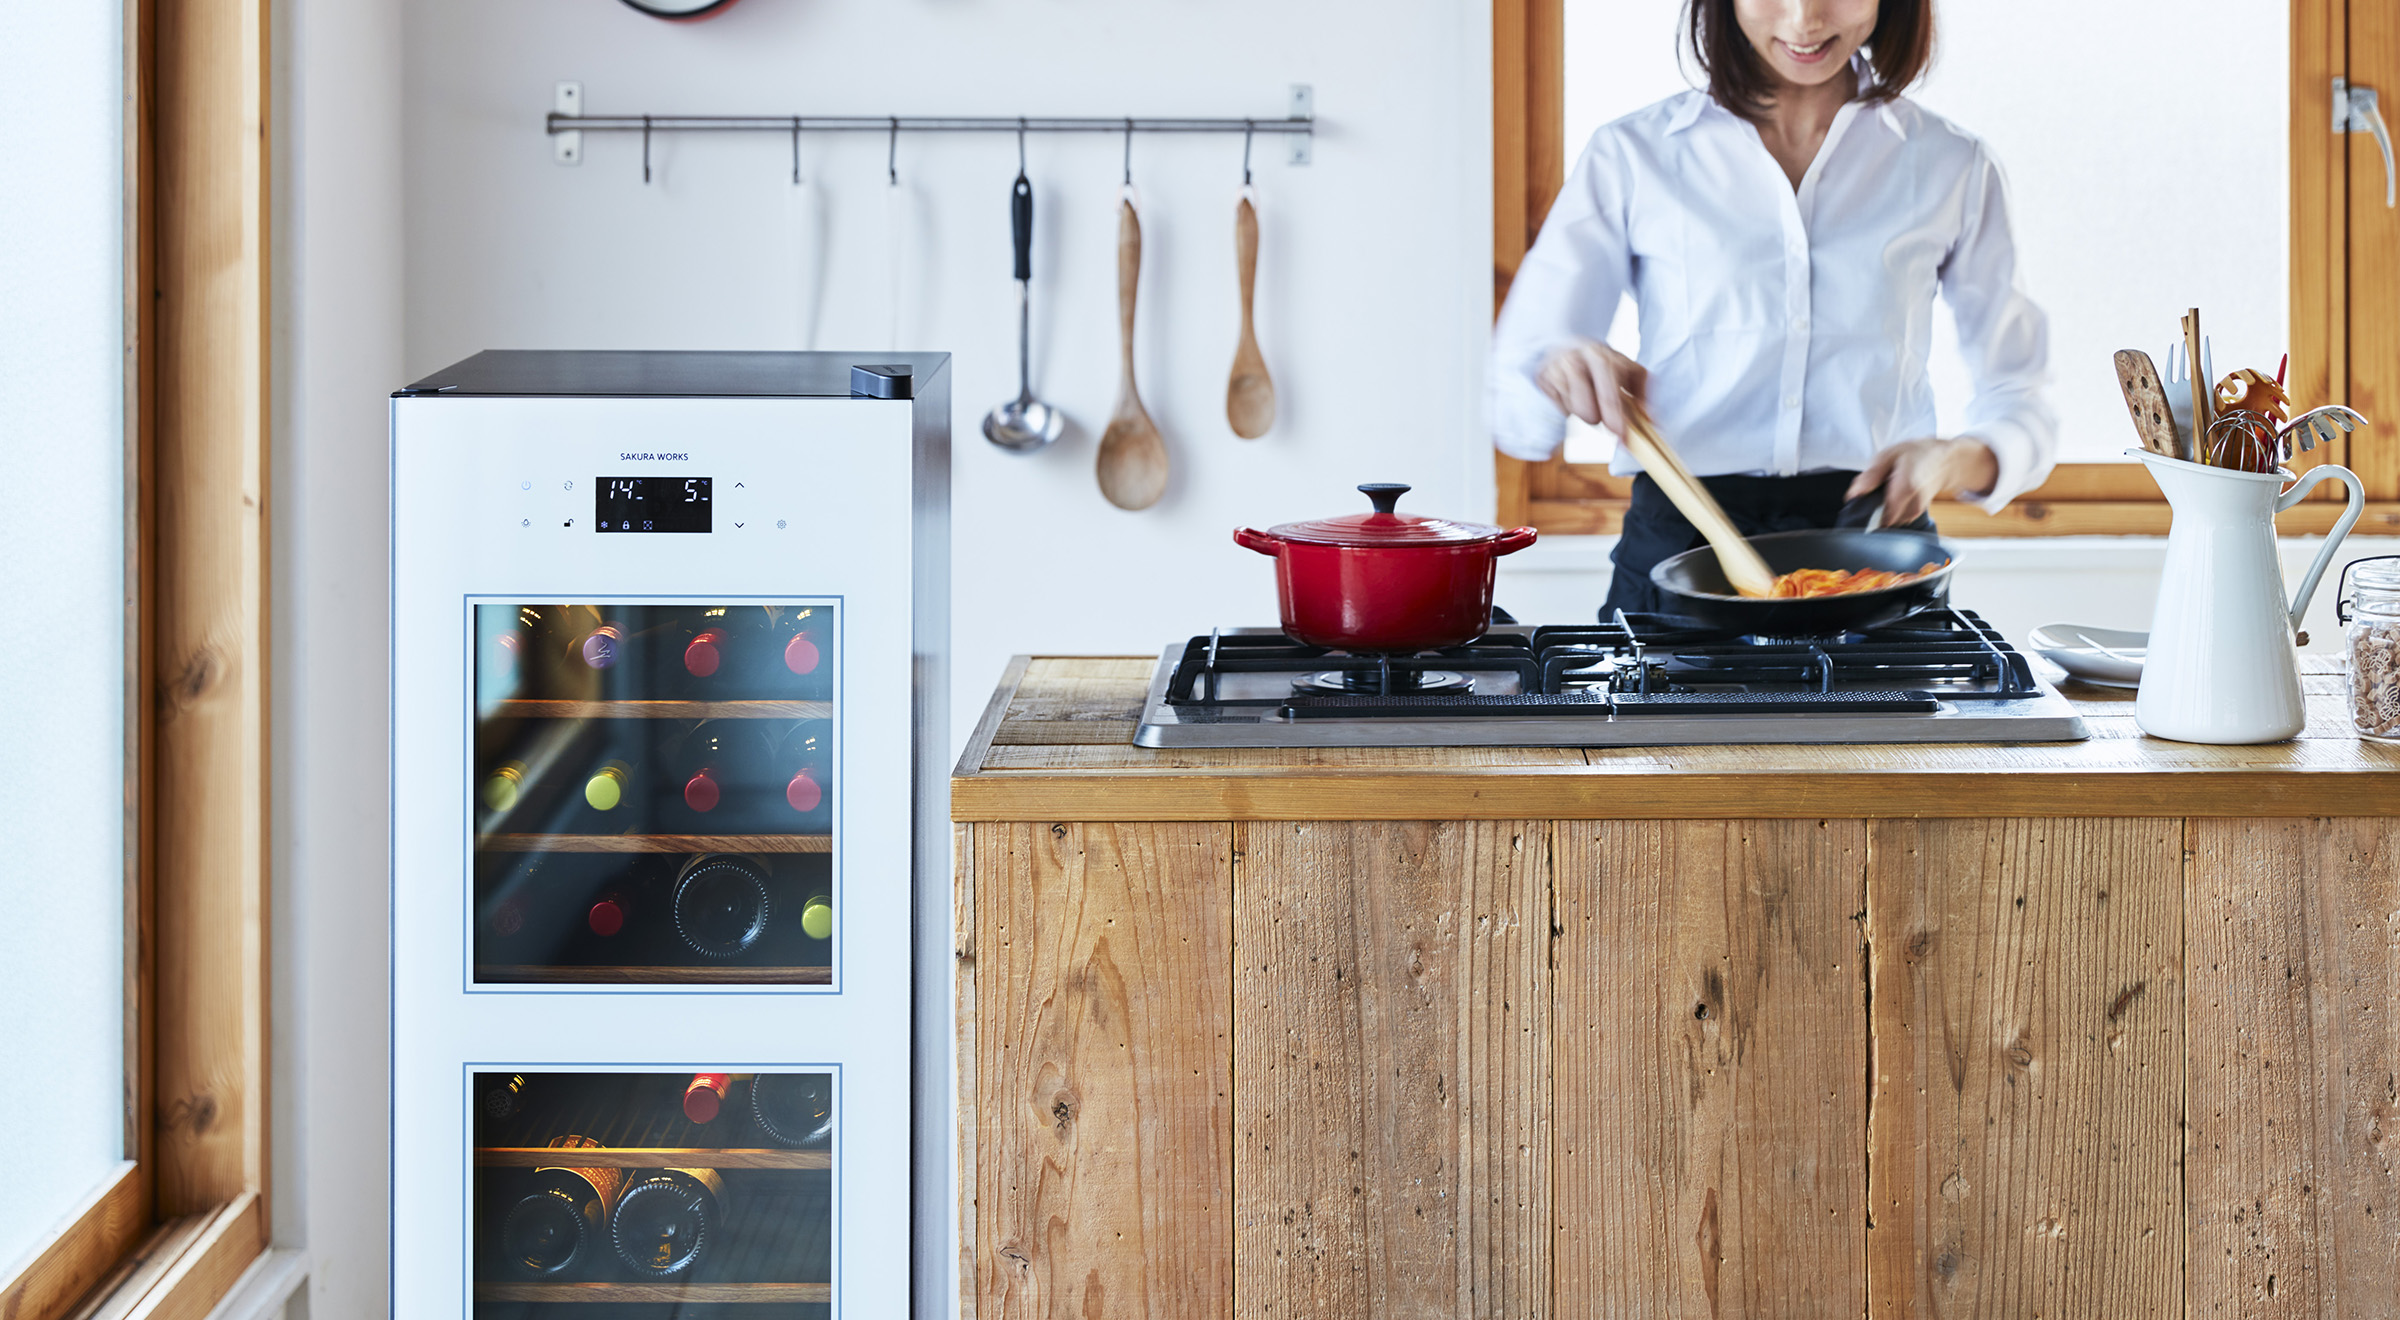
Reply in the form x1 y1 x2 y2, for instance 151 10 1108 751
1358 483 1411 515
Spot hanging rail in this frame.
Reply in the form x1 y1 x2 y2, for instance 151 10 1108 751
544 113 1314 136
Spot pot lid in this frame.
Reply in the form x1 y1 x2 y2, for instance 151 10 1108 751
1264 484 1507 547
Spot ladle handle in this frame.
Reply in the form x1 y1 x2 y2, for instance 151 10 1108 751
2276 463 2366 631
1011 175 1033 282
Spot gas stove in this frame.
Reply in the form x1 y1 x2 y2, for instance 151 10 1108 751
1134 609 2089 747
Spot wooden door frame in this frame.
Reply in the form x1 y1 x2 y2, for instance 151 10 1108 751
0 0 273 1315
1495 0 2400 538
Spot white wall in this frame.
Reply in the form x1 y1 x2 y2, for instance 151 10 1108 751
403 0 1495 747
274 0 402 1315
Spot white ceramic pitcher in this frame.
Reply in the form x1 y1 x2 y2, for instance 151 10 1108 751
2134 451 2366 743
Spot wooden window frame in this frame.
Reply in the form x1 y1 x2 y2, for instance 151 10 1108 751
0 0 272 1316
1495 0 2400 538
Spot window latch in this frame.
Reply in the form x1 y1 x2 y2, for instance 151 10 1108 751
2334 77 2397 209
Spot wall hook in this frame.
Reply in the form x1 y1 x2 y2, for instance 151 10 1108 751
1122 117 1134 186
1242 119 1254 185
642 113 653 184
887 116 900 185
1016 116 1027 174
790 116 802 184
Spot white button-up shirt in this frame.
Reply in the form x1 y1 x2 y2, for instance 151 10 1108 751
1491 88 2056 513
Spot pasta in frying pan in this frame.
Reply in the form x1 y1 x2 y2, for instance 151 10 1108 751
1767 561 1949 598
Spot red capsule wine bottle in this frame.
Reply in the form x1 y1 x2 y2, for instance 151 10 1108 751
610 1166 725 1278
682 1073 733 1124
763 606 831 699
585 888 635 939
500 1136 624 1279
749 1072 834 1149
665 722 777 832
770 723 833 834
672 854 772 959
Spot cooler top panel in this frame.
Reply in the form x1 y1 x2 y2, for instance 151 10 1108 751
398 350 951 399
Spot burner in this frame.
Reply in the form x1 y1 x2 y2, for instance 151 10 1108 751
1743 631 1866 647
1295 668 1475 696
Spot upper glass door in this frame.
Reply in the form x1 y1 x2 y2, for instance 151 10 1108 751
470 600 839 986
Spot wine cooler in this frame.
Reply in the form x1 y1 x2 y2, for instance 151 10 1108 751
391 352 949 1318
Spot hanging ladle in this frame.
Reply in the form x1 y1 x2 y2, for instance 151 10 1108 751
983 121 1065 452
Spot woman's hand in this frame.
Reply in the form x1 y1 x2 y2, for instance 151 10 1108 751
1846 437 2000 525
1536 339 1648 438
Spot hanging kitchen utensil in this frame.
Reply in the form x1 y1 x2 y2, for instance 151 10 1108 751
790 119 828 351
1097 124 1169 510
1227 124 1276 439
983 122 1065 453
2113 349 2181 458
1234 483 1537 652
1617 392 1776 597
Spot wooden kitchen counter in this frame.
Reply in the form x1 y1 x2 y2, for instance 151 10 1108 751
954 656 2399 1320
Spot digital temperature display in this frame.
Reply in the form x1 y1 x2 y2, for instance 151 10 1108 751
596 477 712 533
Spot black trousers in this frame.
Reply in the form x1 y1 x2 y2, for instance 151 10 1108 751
1601 470 1937 617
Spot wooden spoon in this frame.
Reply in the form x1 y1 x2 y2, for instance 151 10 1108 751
1097 195 1168 510
1227 193 1276 439
1617 393 1777 598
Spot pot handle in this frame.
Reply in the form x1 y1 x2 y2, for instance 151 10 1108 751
1492 527 1539 556
2275 463 2367 631
1233 527 1282 556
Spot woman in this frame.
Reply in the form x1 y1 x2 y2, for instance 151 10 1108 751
1491 0 2054 616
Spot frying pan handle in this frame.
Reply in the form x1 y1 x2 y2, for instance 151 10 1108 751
1233 527 1282 556
1492 527 1539 556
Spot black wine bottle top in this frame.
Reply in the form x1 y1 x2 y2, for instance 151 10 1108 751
672 855 771 959
481 1073 531 1123
750 1072 834 1149
611 1167 725 1277
503 1136 624 1278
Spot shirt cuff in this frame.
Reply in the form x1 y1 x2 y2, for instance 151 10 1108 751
1490 372 1567 461
1962 420 2048 515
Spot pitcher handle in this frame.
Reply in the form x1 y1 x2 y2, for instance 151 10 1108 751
2274 463 2367 631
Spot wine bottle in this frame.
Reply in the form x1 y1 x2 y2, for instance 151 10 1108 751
764 606 831 699
610 1166 725 1278
672 854 772 959
682 1072 733 1124
479 1073 531 1125
749 1072 833 1149
772 724 832 833
500 1136 624 1279
481 760 528 815
800 892 833 942
666 722 775 830
586 888 634 939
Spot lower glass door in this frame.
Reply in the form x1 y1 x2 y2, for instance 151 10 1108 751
471 1068 835 1316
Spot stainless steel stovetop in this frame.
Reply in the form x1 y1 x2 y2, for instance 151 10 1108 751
1134 611 2090 748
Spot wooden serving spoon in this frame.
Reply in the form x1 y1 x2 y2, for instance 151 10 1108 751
1227 193 1276 439
1098 195 1168 510
1617 392 1777 597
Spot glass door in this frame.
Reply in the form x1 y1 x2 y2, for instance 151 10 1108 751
471 1068 836 1315
470 601 839 986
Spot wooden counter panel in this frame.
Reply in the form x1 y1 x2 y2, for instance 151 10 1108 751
1552 821 1869 1318
953 659 2400 821
964 822 1233 1320
1864 819 2184 1317
1230 821 1550 1320
2186 819 2400 1318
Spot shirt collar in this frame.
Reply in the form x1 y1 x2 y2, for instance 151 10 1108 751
1666 53 1910 139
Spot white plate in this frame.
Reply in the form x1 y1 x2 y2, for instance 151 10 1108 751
2029 623 2146 688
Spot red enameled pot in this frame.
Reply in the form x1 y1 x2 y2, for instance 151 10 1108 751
1234 484 1538 652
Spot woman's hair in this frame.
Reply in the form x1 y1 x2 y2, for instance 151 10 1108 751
1684 0 1935 122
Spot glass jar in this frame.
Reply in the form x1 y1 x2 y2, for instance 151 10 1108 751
2339 556 2400 741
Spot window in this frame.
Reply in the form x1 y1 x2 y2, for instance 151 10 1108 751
0 1 272 1315
1498 0 2400 537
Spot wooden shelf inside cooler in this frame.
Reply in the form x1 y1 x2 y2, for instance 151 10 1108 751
475 1146 831 1170
491 699 832 721
478 833 831 854
474 1281 831 1303
476 964 832 985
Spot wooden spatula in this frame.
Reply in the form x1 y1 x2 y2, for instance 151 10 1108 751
1617 393 1777 598
1097 195 1168 510
2113 349 2182 458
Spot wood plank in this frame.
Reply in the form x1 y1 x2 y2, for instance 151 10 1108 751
1552 820 1868 1318
0 1163 144 1320
1864 819 2183 1317
953 655 1030 779
1232 821 1549 1320
492 698 832 720
954 825 980 1320
474 1281 832 1303
150 0 270 1227
971 823 1232 1320
476 833 831 854
1491 0 1564 304
115 1192 263 1320
2186 818 2400 1317
2291 0 2345 478
982 744 1591 772
473 1147 830 1170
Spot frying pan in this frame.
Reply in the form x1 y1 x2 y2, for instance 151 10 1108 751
1649 526 1956 634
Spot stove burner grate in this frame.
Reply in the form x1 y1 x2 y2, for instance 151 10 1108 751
1294 668 1476 696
